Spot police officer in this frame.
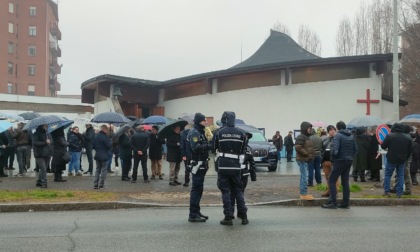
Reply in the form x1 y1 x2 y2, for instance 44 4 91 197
188 113 212 223
213 111 248 225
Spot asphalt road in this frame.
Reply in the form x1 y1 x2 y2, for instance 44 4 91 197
1 206 419 252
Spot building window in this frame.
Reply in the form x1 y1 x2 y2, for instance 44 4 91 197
8 62 13 74
7 83 13 94
8 22 14 33
29 26 36 36
9 3 14 13
8 42 14 54
28 45 36 56
29 6 37 16
28 64 35 76
28 84 35 96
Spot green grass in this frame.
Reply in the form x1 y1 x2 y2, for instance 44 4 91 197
315 183 362 193
0 190 115 202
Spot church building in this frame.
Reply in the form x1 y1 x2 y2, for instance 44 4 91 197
81 30 406 136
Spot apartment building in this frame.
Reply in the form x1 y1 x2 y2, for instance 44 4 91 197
0 0 61 97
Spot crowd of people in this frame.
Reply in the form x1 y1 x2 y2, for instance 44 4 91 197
1 114 419 222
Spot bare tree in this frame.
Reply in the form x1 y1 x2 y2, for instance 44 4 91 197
353 1 370 55
297 24 322 55
335 16 354 56
272 21 291 36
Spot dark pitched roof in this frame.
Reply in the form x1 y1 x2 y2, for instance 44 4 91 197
231 30 320 69
81 74 162 89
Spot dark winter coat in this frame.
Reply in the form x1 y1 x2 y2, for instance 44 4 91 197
68 132 82 152
409 141 419 173
352 134 370 171
367 134 382 171
119 133 132 160
149 133 165 160
284 134 294 151
166 132 182 163
331 129 357 161
83 127 95 148
381 123 413 164
295 122 314 162
32 126 53 158
93 131 111 161
272 134 283 151
130 130 150 159
51 128 69 167
0 132 8 156
180 129 191 158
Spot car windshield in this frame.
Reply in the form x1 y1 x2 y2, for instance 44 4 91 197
248 132 267 142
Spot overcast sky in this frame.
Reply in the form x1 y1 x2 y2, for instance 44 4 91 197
58 0 373 94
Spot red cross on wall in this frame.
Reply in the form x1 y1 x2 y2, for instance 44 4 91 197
357 89 380 115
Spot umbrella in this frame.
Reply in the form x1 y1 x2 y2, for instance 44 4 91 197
235 119 246 125
0 120 13 133
114 125 131 139
400 114 420 126
348 115 384 129
0 113 24 123
127 118 145 128
48 119 74 133
91 112 130 125
23 115 65 131
125 115 138 121
143 115 171 125
178 113 194 124
18 112 41 120
158 119 188 138
311 121 327 128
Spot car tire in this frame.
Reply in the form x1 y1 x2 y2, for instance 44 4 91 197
268 165 277 172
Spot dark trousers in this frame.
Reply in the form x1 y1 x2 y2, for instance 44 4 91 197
52 157 65 180
16 146 27 174
6 147 16 168
286 149 293 161
184 160 190 184
85 145 93 173
329 160 352 206
189 168 207 218
35 156 50 186
230 175 249 214
0 155 7 175
133 157 148 181
122 158 132 179
217 173 247 217
308 155 322 185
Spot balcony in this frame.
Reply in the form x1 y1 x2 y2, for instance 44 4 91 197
49 61 61 74
50 24 61 40
49 78 61 92
49 34 62 57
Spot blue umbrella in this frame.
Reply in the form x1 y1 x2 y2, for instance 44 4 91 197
18 112 41 120
91 112 130 125
143 115 171 125
23 115 65 131
0 120 13 133
0 113 24 123
48 120 74 133
400 114 420 126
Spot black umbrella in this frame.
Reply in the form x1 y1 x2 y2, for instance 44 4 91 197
125 115 138 121
23 115 65 131
115 125 131 139
158 119 188 139
127 118 145 128
18 112 41 120
91 112 130 125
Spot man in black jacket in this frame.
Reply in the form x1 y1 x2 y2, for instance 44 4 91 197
131 126 150 183
149 125 165 180
93 125 111 189
83 123 95 175
284 131 294 162
180 125 192 186
32 125 53 188
381 123 413 198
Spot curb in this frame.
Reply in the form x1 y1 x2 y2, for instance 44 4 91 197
1 198 419 213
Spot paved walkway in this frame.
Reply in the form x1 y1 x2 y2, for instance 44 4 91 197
1 154 420 212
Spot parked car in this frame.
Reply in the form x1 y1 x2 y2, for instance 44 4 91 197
237 124 278 172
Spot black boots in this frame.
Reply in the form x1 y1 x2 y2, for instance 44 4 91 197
220 216 233 226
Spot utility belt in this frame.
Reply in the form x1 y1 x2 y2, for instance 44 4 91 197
217 152 245 164
188 159 209 175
